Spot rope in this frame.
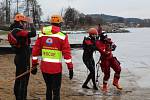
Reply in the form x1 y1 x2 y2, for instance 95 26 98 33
95 60 102 86
96 63 100 82
7 66 37 82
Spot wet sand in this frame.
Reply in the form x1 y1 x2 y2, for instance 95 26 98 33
0 54 150 100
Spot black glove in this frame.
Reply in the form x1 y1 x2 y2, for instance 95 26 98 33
69 69 73 80
31 66 37 75
111 44 117 51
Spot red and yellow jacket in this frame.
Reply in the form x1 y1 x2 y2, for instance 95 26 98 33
32 25 73 74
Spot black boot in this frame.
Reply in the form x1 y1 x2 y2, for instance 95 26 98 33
82 84 90 89
82 73 92 89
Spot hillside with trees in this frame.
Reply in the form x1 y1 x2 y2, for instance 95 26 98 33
0 3 150 31
62 7 150 31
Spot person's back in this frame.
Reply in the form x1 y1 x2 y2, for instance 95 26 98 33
32 14 73 100
34 25 71 73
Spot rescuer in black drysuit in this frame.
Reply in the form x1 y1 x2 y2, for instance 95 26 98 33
82 28 99 90
9 13 36 100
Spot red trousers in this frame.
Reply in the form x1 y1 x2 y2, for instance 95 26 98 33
100 57 121 84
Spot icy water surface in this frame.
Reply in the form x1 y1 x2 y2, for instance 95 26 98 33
107 28 150 88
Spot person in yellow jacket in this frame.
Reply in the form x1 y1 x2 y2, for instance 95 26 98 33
31 14 73 100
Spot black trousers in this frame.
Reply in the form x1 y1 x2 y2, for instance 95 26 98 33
83 57 96 87
14 73 30 100
14 47 30 100
42 72 62 100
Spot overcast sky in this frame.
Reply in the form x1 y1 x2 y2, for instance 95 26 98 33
37 0 150 20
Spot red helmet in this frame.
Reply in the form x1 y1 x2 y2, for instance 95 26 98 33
88 28 98 35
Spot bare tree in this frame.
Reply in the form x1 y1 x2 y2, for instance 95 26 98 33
0 0 6 24
5 0 11 24
0 0 42 25
63 6 79 29
24 0 42 28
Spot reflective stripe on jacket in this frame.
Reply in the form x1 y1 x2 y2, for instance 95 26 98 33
32 25 73 74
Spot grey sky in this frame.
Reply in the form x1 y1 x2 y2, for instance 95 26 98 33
37 0 150 20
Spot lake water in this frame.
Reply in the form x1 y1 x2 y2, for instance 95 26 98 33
108 28 150 88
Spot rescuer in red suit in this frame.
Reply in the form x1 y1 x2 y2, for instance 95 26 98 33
32 14 73 100
96 32 122 92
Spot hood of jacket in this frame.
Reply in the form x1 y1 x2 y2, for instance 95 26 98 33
51 25 61 34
